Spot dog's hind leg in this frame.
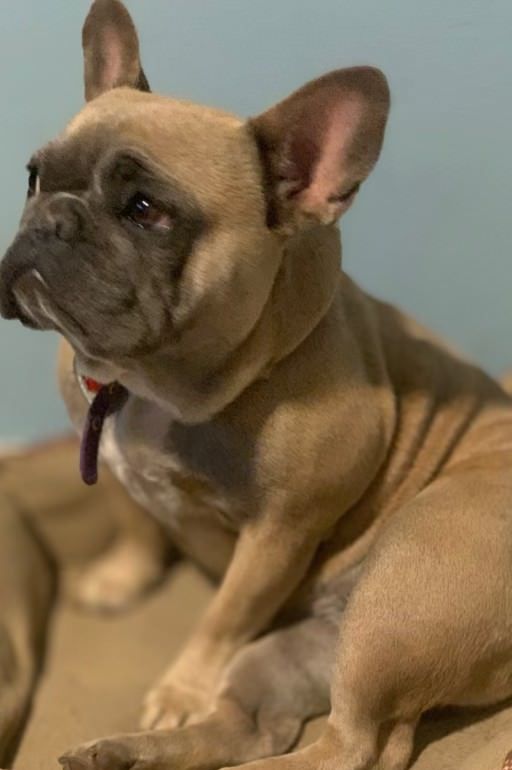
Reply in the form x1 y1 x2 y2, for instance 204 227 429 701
59 614 338 770
0 494 54 765
222 461 512 770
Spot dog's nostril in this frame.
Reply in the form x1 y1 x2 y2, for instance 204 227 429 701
47 197 85 242
53 213 78 242
54 218 65 240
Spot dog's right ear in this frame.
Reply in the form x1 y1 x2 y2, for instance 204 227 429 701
250 67 389 233
82 0 150 102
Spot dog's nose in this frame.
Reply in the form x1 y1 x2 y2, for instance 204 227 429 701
0 194 87 320
46 193 86 243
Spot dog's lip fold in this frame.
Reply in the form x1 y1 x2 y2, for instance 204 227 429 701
28 268 46 287
7 267 90 341
15 268 48 300
11 268 57 330
0 268 46 327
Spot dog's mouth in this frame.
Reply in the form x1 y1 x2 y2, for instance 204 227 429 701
4 270 131 488
1 268 55 330
6 266 130 383
5 269 115 362
5 268 88 344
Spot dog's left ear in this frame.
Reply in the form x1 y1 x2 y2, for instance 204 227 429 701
250 67 389 231
82 0 150 102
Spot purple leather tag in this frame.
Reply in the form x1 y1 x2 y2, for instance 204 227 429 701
79 382 128 485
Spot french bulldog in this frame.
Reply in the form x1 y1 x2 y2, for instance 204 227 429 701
1 2 512 769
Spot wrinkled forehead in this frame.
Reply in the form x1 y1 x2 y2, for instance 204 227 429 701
35 88 264 219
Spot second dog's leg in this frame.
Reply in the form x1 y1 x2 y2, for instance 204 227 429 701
59 614 337 770
72 488 170 613
0 496 54 765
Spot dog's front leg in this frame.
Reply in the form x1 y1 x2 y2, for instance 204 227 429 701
141 510 324 730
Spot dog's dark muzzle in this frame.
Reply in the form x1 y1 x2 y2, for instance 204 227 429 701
0 195 87 323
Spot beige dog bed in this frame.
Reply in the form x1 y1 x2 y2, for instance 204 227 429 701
0 438 511 770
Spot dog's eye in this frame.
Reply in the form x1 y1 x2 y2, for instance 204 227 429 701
27 167 40 198
123 193 173 231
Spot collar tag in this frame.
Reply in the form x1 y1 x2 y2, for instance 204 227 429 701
73 357 128 485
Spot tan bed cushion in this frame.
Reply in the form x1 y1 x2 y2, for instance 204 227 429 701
1 438 511 770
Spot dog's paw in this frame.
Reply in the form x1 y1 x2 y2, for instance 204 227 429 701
68 541 166 614
59 737 137 770
140 679 211 730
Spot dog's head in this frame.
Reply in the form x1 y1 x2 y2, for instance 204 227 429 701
0 0 389 420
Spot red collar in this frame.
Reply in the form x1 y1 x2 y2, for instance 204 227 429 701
82 376 103 395
74 357 107 405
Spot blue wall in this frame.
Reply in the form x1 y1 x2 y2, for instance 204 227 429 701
1 1 511 441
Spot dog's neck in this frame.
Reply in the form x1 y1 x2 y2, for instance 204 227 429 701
127 226 343 423
271 225 343 361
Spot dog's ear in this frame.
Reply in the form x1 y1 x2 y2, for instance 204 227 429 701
250 67 389 231
82 0 150 102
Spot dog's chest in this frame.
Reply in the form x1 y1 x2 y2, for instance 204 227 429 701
99 398 243 572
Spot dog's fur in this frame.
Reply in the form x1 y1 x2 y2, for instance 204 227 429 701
1 2 512 769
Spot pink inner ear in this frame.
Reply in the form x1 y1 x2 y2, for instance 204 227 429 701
100 26 125 91
298 98 363 218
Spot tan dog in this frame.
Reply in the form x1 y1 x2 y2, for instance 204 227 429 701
1 2 512 769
